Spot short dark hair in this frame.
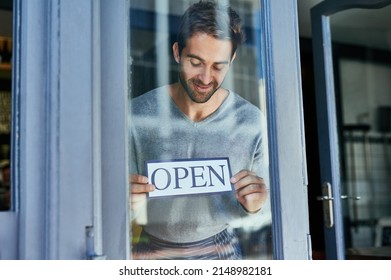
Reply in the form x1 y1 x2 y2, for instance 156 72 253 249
177 0 245 57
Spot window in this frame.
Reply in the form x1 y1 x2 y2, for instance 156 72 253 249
128 0 272 260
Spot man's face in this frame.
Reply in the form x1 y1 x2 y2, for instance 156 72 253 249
174 33 235 103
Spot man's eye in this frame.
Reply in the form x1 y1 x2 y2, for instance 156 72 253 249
214 65 224 71
190 59 201 66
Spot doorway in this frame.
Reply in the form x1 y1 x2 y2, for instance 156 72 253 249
300 0 391 259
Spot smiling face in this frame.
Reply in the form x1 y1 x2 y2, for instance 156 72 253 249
173 33 235 104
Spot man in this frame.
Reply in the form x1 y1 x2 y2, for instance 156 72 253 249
129 0 268 259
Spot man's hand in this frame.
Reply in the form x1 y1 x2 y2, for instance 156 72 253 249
231 170 268 213
129 174 155 212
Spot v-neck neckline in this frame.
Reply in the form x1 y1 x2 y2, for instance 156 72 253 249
166 86 233 127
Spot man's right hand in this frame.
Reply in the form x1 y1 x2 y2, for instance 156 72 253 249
129 174 155 212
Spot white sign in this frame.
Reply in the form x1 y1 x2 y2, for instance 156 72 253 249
146 158 233 198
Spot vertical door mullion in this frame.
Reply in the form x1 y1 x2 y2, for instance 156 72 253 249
100 0 130 260
266 0 311 259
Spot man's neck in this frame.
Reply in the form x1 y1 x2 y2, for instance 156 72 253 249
169 83 228 122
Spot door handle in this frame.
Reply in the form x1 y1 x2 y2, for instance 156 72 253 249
317 182 334 228
316 195 334 201
341 195 360 200
318 194 360 201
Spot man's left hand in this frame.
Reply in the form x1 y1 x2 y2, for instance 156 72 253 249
231 169 268 213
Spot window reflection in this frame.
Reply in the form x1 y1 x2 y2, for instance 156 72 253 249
0 2 12 212
129 0 271 260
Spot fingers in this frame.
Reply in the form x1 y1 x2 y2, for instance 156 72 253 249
230 169 255 184
132 183 155 194
129 174 155 212
130 174 148 184
231 170 265 193
237 192 267 213
231 169 268 213
129 174 155 194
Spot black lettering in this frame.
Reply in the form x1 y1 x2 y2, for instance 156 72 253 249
207 165 226 186
151 168 171 190
173 167 188 189
190 166 207 188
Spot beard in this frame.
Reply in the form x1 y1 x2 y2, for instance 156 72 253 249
178 71 220 104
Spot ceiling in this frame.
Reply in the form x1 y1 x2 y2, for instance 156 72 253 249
298 0 391 50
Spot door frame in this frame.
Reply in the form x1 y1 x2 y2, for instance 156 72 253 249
264 0 311 259
1 0 100 259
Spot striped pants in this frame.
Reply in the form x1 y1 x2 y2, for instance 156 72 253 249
132 228 242 260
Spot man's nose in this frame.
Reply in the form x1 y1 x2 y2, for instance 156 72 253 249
198 67 213 84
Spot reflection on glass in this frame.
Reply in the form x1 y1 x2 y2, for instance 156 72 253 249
128 0 271 260
0 4 12 212
331 5 391 253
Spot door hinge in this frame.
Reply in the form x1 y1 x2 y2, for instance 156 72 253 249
86 226 107 260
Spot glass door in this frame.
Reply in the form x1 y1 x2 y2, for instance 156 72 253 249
312 0 391 259
128 0 272 260
331 4 391 258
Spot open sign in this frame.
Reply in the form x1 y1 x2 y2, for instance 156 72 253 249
146 158 233 198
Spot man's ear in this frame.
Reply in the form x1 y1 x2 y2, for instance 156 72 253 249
172 42 180 63
230 51 237 64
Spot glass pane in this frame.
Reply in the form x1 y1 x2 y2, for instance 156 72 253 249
331 5 391 257
128 0 271 260
0 1 12 212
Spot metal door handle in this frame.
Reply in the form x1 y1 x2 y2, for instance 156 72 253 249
318 182 334 228
316 195 334 201
318 195 360 200
341 195 360 200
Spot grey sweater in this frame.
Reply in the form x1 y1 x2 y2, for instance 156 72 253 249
129 85 268 243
